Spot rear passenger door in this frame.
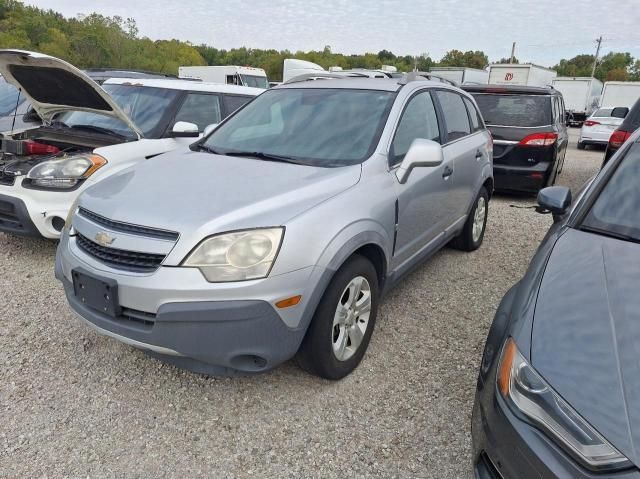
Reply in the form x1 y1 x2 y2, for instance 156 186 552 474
390 90 452 268
433 90 488 223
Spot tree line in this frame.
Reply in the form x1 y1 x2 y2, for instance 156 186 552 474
1 0 639 82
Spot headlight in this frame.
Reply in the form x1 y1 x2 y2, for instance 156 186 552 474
64 196 81 232
27 154 107 189
182 228 284 282
498 338 631 471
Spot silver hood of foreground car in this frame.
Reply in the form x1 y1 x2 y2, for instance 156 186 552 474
78 150 361 241
531 227 640 467
0 49 142 137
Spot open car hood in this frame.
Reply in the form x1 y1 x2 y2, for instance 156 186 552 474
0 50 142 138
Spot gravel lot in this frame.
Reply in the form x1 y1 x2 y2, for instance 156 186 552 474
0 129 603 478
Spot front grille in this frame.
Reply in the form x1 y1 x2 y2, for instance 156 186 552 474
121 307 156 326
78 207 179 241
75 232 166 272
0 199 20 226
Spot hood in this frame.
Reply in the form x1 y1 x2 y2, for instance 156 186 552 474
79 150 361 236
0 50 141 138
531 227 640 466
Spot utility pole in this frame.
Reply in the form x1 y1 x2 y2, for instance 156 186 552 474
510 42 516 64
591 36 603 78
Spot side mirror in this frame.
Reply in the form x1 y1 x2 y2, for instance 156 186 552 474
395 139 444 184
537 186 572 221
611 107 629 119
203 123 219 137
171 121 199 138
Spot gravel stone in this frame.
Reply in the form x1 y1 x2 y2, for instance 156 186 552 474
0 129 602 478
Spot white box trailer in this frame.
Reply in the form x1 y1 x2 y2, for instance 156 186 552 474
551 77 603 124
600 81 640 108
178 66 268 89
428 67 489 85
488 64 557 87
283 59 326 82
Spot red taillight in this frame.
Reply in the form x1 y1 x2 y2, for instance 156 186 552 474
518 132 558 147
609 129 632 149
24 140 60 155
583 120 600 127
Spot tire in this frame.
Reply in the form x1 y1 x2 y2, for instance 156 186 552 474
451 186 489 252
296 255 379 380
577 141 586 150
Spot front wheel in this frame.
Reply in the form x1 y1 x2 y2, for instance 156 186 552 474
451 186 489 252
296 255 379 380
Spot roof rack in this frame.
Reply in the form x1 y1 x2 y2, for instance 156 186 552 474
398 72 458 87
284 71 371 84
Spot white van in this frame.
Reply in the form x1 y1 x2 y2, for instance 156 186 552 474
178 66 269 89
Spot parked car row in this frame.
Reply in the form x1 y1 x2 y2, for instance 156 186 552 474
2 49 640 478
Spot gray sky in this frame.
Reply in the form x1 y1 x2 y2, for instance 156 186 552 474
30 0 640 66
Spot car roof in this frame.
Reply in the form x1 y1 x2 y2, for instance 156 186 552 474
103 77 263 95
273 76 456 92
462 84 558 95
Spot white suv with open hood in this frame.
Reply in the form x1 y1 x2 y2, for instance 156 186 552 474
0 50 261 238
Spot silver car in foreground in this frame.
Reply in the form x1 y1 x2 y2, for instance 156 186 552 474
55 75 494 379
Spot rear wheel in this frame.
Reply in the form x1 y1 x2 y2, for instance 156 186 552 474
577 141 586 150
296 255 379 380
451 186 488 252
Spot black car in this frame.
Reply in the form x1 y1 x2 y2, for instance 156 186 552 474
472 128 640 477
463 85 569 193
603 98 640 165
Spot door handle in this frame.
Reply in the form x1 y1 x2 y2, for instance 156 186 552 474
475 150 483 160
442 165 453 179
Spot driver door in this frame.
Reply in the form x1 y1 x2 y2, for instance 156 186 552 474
390 90 452 270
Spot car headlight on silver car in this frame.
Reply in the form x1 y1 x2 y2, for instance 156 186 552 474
27 154 107 189
183 228 284 282
498 338 631 472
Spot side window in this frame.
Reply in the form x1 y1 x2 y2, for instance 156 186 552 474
551 96 559 125
389 91 440 166
223 95 252 116
174 93 222 131
463 97 482 132
434 90 471 142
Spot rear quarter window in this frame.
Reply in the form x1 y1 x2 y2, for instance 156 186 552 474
463 97 483 132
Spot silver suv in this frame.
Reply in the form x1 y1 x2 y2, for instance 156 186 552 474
55 76 493 379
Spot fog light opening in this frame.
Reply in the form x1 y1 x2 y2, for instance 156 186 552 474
51 216 66 232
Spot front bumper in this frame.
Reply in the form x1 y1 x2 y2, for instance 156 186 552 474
0 179 79 238
56 232 323 374
471 384 640 478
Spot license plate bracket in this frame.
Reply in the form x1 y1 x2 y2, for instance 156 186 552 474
72 268 120 317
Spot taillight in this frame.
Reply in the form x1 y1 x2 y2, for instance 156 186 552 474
518 132 558 147
609 129 632 149
583 120 600 127
24 140 60 155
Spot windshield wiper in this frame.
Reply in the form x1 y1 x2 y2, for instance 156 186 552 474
580 225 640 244
190 144 222 154
69 124 129 140
223 151 307 165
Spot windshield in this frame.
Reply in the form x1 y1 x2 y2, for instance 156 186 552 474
202 88 395 166
582 146 640 241
239 74 269 89
471 93 552 127
593 108 613 118
0 77 24 116
58 84 180 138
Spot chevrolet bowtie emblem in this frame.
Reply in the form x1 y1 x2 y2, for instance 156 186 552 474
94 232 116 247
